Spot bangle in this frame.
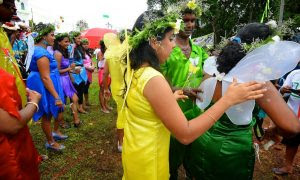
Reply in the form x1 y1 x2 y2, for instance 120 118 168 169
205 113 217 123
26 101 39 112
55 98 61 101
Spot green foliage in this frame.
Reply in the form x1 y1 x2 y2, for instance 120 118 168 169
147 0 299 45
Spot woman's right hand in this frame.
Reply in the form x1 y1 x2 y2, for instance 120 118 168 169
26 88 41 104
70 63 76 70
223 78 267 106
55 99 63 107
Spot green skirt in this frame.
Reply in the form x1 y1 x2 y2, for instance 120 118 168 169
188 114 255 180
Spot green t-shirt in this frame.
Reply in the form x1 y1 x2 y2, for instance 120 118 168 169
161 40 208 120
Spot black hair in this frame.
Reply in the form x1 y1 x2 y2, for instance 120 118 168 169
216 41 246 74
53 34 69 58
181 8 196 16
100 40 106 54
236 23 271 44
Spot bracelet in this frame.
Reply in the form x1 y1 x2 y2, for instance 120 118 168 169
26 101 39 112
205 113 217 123
55 98 61 101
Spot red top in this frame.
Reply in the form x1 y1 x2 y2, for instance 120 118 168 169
0 68 40 180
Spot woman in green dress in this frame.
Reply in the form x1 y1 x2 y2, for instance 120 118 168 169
189 35 300 179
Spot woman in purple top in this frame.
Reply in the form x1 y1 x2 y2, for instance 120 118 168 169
53 33 81 127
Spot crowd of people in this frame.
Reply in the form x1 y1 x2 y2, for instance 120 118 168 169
1 0 300 179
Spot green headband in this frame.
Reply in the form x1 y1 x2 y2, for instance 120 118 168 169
70 31 81 40
34 23 55 43
129 13 182 49
55 32 69 41
81 38 89 44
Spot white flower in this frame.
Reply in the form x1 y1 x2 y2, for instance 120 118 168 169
272 35 280 42
266 20 277 29
174 19 182 34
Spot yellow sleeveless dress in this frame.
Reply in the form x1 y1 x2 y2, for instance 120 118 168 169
105 46 126 129
122 67 171 180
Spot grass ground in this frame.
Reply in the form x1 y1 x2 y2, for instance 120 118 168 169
29 72 300 179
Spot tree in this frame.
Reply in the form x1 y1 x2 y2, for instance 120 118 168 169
76 19 89 32
147 0 298 45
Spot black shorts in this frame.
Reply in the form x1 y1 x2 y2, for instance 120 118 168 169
84 81 90 94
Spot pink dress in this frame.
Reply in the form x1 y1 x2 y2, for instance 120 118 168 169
83 54 93 83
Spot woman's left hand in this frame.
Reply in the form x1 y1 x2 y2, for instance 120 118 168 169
174 90 188 100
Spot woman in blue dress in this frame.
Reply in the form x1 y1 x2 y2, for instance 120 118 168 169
27 23 67 151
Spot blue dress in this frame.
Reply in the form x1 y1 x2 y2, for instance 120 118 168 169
68 44 88 85
26 46 64 121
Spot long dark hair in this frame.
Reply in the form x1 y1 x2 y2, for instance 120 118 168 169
121 11 173 104
218 23 271 74
53 33 69 58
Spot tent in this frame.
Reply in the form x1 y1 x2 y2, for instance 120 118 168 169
81 28 117 49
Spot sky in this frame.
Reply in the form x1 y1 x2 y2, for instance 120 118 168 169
28 0 148 32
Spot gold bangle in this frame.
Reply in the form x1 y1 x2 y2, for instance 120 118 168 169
26 101 39 112
206 113 217 123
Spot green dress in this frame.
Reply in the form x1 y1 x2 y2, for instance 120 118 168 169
161 40 208 179
188 103 255 180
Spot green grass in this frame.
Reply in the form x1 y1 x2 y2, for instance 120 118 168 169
29 72 123 179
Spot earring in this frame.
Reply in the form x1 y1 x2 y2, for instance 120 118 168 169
42 39 49 46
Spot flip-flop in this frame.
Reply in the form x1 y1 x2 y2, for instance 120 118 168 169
45 142 65 151
272 168 290 175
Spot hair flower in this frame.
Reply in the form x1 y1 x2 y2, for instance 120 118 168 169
187 0 197 10
171 19 182 34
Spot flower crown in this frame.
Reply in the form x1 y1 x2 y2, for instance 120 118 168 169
69 31 81 40
166 0 203 17
129 13 183 49
55 32 69 41
81 38 89 44
34 23 55 43
184 0 202 16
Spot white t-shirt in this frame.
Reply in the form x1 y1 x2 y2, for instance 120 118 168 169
283 69 300 116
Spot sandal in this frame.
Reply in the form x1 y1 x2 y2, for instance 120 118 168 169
45 142 65 151
101 109 110 114
272 168 291 175
52 132 68 141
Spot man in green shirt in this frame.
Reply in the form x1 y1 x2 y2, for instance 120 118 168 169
161 6 208 180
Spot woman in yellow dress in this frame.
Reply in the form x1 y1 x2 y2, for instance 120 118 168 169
120 11 268 180
103 33 127 152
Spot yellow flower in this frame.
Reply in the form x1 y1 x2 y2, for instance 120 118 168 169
189 63 200 74
187 0 197 10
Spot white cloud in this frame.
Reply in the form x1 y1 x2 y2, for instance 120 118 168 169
28 0 147 32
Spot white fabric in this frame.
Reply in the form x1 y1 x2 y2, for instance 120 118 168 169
98 59 106 69
283 69 300 115
196 41 300 125
25 34 35 71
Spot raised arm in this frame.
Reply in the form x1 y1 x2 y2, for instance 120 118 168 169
256 81 300 135
144 76 266 145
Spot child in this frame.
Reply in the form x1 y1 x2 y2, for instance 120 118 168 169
98 40 111 113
